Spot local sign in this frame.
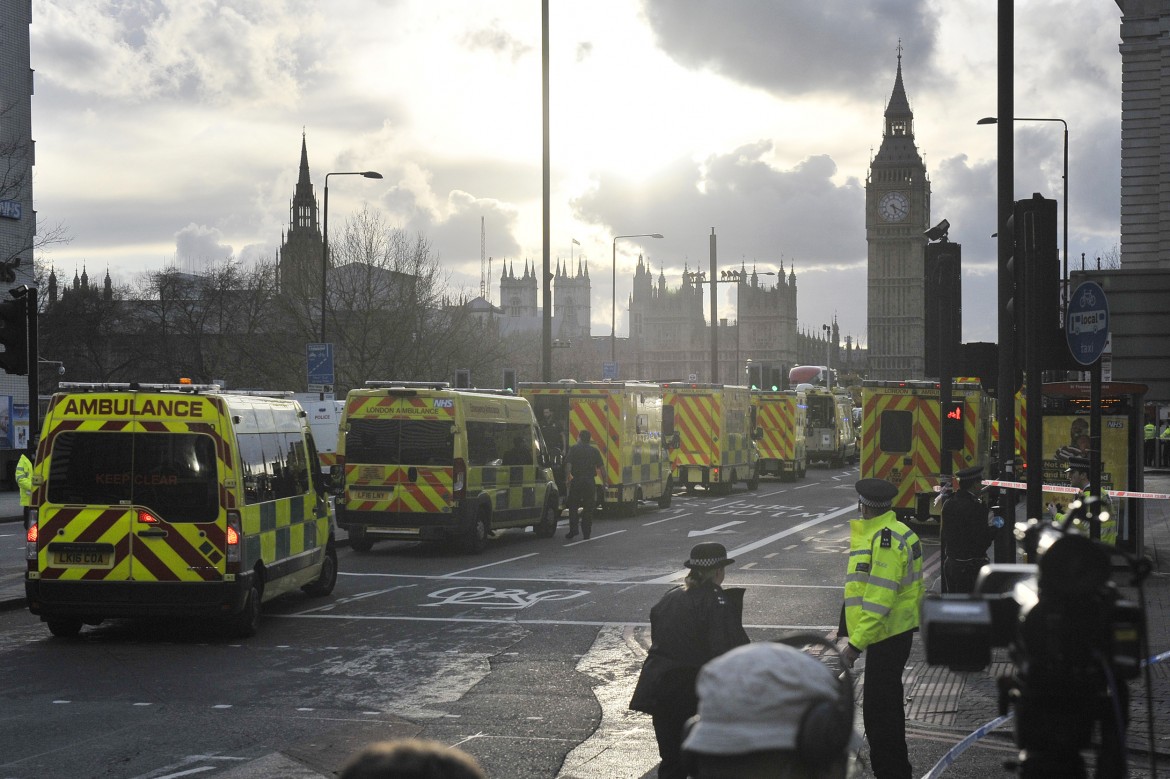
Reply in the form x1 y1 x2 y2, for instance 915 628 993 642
1065 280 1109 366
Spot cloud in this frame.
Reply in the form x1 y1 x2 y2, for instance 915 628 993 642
641 0 939 99
175 222 233 265
463 20 534 63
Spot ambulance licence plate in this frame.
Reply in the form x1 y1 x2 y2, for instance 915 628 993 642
50 545 114 569
351 489 390 501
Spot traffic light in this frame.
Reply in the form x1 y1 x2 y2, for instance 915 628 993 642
455 368 471 389
924 242 962 378
942 399 965 451
747 363 763 390
0 296 28 375
1014 194 1062 367
768 367 783 391
502 368 517 393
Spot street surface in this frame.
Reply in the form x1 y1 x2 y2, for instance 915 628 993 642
0 467 1127 779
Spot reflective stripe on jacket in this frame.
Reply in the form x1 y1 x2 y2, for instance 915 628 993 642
1056 489 1116 545
844 510 924 650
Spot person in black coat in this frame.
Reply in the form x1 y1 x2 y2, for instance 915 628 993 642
940 465 997 594
629 542 751 779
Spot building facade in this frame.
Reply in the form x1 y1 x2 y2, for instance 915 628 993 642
496 258 592 344
865 48 931 380
277 134 323 300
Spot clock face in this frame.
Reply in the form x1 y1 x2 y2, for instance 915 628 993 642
878 191 910 222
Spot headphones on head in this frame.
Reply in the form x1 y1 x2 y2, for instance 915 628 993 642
681 632 855 771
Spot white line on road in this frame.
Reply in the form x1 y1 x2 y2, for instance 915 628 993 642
647 503 856 583
276 612 836 630
642 511 690 526
443 553 539 577
333 571 841 589
564 529 626 546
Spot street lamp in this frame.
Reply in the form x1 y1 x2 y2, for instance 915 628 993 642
611 233 663 364
822 324 832 390
321 170 383 343
978 116 1068 313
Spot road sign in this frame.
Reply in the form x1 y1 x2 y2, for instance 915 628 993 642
307 343 335 388
1065 281 1109 366
603 361 618 380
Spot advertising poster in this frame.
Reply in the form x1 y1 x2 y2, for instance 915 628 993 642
0 395 10 449
1041 413 1130 525
12 403 28 449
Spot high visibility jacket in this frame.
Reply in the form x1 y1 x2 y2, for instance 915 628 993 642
1145 423 1156 441
843 510 924 651
1161 427 1170 442
1056 489 1116 545
15 454 32 508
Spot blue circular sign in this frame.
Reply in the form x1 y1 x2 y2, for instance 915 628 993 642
1065 281 1109 366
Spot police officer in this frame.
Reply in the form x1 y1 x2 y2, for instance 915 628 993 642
940 465 996 594
538 407 565 456
1160 422 1170 467
564 429 603 539
1057 455 1116 545
15 444 33 530
839 478 924 779
1145 420 1156 467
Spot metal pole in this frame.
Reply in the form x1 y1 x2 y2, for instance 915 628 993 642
994 0 1016 564
611 237 617 363
26 288 37 451
709 228 717 383
1062 123 1069 319
321 178 330 344
541 0 552 382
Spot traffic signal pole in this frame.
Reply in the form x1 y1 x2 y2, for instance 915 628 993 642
27 287 37 451
994 0 1016 564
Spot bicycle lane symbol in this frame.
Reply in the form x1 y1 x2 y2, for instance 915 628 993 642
421 586 590 610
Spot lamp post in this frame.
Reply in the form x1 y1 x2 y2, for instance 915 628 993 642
719 268 777 381
321 170 383 344
685 268 777 383
977 116 1068 313
822 324 832 390
611 232 662 364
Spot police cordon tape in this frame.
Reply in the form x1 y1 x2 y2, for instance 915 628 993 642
980 478 1170 501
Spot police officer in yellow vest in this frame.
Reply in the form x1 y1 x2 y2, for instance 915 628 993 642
15 445 33 530
1145 420 1156 466
1056 455 1116 545
1160 422 1170 467
839 478 924 779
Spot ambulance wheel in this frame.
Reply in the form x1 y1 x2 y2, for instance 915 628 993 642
685 483 697 495
303 546 338 597
747 468 760 491
230 584 262 638
535 499 558 538
657 477 673 509
47 618 82 638
461 510 489 554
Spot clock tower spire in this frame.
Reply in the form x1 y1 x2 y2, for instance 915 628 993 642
865 43 931 380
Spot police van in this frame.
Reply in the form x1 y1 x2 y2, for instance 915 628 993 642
335 381 560 553
25 383 338 638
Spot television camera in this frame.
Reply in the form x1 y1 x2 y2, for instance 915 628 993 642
921 496 1151 778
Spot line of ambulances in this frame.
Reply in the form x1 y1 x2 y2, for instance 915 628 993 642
24 378 813 639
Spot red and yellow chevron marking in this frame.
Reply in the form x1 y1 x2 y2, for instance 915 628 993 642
666 391 720 469
345 393 458 421
861 390 940 511
568 395 621 484
344 464 453 514
755 396 797 461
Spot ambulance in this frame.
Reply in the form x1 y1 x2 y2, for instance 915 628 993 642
662 383 760 494
335 382 559 553
25 383 338 639
801 386 858 467
520 380 672 512
860 379 992 522
751 388 807 480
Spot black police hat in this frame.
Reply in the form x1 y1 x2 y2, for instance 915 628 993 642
855 478 898 508
685 542 734 570
956 465 984 483
1065 456 1090 473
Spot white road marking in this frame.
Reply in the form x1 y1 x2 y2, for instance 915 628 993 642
564 529 626 546
642 511 691 526
687 520 745 537
442 553 539 577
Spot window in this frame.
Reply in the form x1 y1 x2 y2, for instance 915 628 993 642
47 431 219 522
878 410 913 453
346 419 454 466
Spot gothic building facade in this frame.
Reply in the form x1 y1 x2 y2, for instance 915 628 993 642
865 48 931 380
277 134 323 300
496 258 592 343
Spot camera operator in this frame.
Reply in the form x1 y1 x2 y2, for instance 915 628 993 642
940 465 997 594
838 478 924 779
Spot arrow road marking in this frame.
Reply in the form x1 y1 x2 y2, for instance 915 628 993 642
687 520 745 537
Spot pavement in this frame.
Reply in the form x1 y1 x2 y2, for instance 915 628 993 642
3 476 1169 774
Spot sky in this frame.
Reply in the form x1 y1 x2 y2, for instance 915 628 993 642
27 0 1124 347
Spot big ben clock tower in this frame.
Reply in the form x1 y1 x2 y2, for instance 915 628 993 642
866 45 930 380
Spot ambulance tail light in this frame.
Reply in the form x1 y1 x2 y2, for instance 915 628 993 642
453 458 467 500
137 510 160 524
226 511 242 564
25 514 38 560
